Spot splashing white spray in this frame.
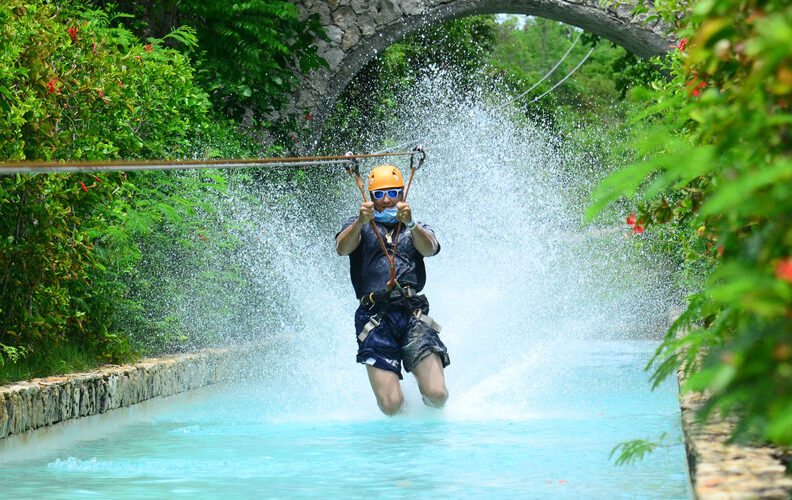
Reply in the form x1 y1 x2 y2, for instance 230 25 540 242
196 73 678 423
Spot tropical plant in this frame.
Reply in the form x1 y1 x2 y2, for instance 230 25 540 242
0 0 267 379
590 0 792 446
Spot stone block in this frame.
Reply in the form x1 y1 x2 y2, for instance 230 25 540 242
333 6 357 30
351 0 368 15
342 25 362 50
358 13 376 36
319 47 345 70
314 2 332 25
326 25 344 44
369 0 401 24
399 0 425 16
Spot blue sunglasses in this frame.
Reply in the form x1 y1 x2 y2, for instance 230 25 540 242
371 188 403 200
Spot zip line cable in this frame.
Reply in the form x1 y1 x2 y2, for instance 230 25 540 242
525 46 595 105
505 32 581 107
2 38 594 176
0 150 420 176
374 35 592 156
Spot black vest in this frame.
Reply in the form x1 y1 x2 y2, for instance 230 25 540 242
337 217 440 299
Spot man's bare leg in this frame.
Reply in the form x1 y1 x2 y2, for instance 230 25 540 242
366 365 404 416
412 354 448 408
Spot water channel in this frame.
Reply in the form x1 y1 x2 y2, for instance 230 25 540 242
0 75 690 498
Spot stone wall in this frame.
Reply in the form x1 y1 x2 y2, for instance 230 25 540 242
292 0 676 136
678 374 792 499
0 348 231 440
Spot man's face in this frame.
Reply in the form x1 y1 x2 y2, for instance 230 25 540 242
371 187 404 211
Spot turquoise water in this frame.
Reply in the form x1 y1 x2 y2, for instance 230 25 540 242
0 75 691 499
0 341 689 499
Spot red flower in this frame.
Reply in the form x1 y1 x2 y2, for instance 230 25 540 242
93 176 101 183
289 132 297 142
776 258 792 282
80 181 89 193
305 111 313 120
677 38 687 51
120 172 127 181
144 44 153 52
687 79 707 97
626 212 645 235
48 78 56 94
135 56 142 62
92 43 96 55
97 89 105 101
118 79 123 88
68 26 77 42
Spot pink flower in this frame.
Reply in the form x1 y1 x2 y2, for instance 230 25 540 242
776 258 792 282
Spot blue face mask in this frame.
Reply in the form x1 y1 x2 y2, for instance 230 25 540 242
374 207 398 224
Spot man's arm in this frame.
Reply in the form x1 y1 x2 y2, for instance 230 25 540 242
396 202 438 257
336 201 374 256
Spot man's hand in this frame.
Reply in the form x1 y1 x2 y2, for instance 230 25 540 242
396 202 412 224
359 201 375 225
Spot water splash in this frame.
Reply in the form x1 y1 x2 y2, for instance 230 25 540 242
174 71 679 422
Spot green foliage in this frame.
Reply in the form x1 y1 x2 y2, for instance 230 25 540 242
590 0 792 446
488 18 631 120
0 0 268 374
87 0 328 124
609 433 674 465
0 2 212 161
179 0 328 123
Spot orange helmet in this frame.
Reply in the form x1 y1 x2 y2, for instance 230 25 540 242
368 165 404 191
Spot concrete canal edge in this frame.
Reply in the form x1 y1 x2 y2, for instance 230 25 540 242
677 369 792 499
0 348 234 440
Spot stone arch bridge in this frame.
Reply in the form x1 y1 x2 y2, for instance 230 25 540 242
293 0 675 136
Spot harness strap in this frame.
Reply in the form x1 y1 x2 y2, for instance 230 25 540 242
358 313 381 342
360 286 415 310
414 310 442 333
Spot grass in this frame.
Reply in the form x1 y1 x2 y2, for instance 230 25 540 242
0 343 133 385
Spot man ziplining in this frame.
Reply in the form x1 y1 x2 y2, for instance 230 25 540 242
335 163 450 415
